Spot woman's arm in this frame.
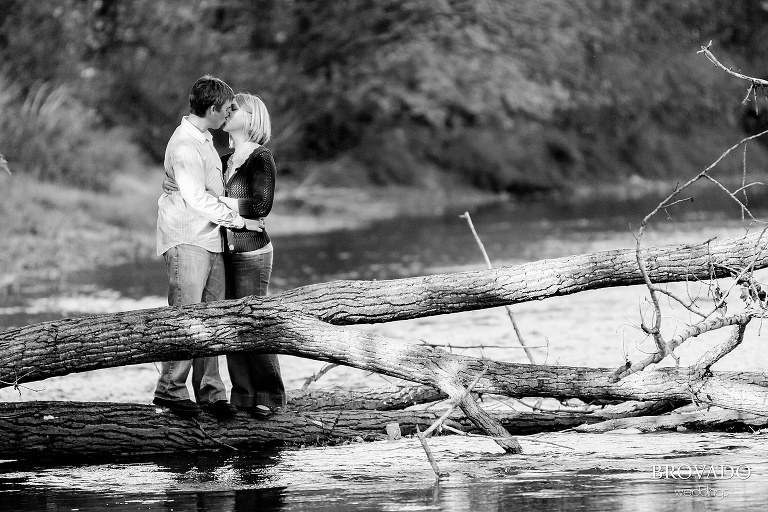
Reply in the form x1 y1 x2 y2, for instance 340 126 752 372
239 149 276 218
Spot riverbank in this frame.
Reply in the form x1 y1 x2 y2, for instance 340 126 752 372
0 170 508 299
3 166 767 300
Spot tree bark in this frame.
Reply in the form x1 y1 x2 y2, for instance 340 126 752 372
287 386 448 411
574 407 767 433
2 399 764 459
0 401 604 458
275 231 768 324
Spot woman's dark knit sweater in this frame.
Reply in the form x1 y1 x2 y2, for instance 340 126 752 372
221 146 275 253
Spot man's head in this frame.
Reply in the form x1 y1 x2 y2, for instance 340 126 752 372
189 75 234 129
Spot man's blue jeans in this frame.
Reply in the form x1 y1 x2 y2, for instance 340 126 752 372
154 244 227 404
225 246 286 409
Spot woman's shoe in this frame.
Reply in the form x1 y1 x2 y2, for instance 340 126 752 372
201 400 239 420
251 404 275 419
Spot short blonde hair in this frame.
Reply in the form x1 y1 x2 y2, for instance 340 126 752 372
231 92 271 146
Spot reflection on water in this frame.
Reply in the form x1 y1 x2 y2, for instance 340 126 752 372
2 432 767 511
1 450 286 512
3 192 768 510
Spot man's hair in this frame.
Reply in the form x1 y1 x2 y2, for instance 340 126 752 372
189 75 234 117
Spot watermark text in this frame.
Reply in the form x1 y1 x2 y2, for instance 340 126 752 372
673 486 729 500
652 464 751 480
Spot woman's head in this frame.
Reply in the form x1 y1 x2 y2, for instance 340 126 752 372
225 92 271 145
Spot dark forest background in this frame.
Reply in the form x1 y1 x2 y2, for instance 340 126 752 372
3 0 768 194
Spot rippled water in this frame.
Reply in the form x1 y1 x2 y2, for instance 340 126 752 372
2 191 768 510
3 432 767 511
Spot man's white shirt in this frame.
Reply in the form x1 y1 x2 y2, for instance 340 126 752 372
157 117 245 256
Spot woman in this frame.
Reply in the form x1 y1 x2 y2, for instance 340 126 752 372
219 92 285 418
165 92 286 418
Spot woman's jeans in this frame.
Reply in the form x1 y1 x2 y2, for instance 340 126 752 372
225 246 286 409
155 244 228 404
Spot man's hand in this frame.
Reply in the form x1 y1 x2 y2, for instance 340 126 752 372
243 218 265 232
162 174 179 194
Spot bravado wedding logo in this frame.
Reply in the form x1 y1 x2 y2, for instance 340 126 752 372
652 464 752 480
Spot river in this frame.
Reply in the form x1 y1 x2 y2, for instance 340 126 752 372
1 190 767 511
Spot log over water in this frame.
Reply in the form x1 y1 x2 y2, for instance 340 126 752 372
0 401 602 458
2 233 768 457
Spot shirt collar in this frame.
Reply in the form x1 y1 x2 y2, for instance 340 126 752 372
180 116 213 143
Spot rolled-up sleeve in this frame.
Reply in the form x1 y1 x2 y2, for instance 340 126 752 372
171 142 245 229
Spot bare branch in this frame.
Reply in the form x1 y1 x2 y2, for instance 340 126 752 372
692 323 748 375
610 313 751 383
743 83 755 105
701 174 760 222
415 365 492 478
732 181 765 196
742 145 749 221
661 196 694 210
301 363 340 391
420 341 548 350
647 282 708 319
440 425 575 450
415 424 446 478
667 313 751 355
627 101 768 381
509 397 592 414
422 368 487 438
460 211 537 364
699 43 768 87
0 369 43 397
707 229 768 314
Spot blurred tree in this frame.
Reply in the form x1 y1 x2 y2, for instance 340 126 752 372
3 0 768 191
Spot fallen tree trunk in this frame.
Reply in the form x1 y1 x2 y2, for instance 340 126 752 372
3 306 768 413
4 232 768 389
2 399 764 459
0 401 606 458
574 407 768 433
3 233 768 455
275 231 768 324
287 386 448 411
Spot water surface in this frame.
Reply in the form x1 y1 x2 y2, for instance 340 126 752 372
2 191 768 510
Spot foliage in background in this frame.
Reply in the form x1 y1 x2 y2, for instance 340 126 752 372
0 71 144 189
2 0 768 192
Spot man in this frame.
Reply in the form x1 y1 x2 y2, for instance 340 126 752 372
154 75 262 419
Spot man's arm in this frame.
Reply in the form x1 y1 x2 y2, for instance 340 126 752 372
164 175 239 211
170 143 246 229
164 157 263 231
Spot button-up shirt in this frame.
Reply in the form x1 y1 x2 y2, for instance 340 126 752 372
156 117 245 256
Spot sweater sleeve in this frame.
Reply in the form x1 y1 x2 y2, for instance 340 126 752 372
237 149 275 218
